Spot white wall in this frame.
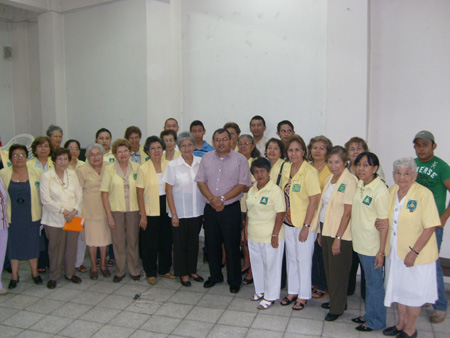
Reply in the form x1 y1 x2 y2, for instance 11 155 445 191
0 21 15 143
369 0 450 257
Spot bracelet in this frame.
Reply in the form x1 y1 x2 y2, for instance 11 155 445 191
377 252 384 257
303 224 310 228
335 236 341 240
272 234 278 237
409 246 419 255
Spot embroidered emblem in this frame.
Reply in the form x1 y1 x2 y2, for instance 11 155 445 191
109 158 115 162
133 173 137 180
35 182 40 188
292 184 301 192
407 200 417 212
145 157 150 162
362 195 372 205
337 184 346 192
7 162 12 167
260 197 268 205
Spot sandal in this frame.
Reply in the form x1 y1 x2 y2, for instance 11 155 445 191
257 299 274 310
251 293 264 301
106 259 115 267
280 295 297 306
90 269 98 280
292 300 307 311
242 278 253 285
312 289 328 299
101 267 111 277
77 265 87 273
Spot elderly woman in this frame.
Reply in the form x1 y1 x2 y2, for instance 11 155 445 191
77 144 112 279
224 122 241 151
101 139 140 283
350 152 389 332
238 134 260 285
280 135 321 310
0 145 43 289
27 136 54 172
65 140 85 170
160 130 180 161
96 128 115 163
40 148 83 289
378 158 440 338
311 146 357 320
125 126 145 164
0 179 8 294
245 158 286 309
266 138 286 185
163 132 205 286
137 136 174 285
47 125 63 150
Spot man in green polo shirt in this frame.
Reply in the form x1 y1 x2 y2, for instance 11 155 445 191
413 130 450 324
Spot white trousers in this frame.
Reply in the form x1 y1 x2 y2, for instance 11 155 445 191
75 231 86 268
248 239 284 301
0 228 7 289
284 225 316 299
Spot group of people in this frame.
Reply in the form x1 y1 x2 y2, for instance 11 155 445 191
0 117 448 338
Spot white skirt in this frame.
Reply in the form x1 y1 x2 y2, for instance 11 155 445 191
384 251 437 307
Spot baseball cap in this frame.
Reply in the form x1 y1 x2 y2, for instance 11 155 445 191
413 130 435 143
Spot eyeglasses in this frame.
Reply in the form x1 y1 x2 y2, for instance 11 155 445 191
238 142 252 146
116 149 130 155
89 153 103 158
163 138 175 143
180 143 194 149
12 153 26 158
55 157 69 162
68 147 80 151
215 137 229 142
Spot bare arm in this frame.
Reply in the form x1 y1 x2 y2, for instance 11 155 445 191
101 191 115 230
438 178 450 228
271 212 285 248
404 227 435 267
299 194 320 242
165 183 179 227
374 218 388 269
332 204 352 256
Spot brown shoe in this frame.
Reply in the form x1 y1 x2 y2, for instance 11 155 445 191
158 273 176 279
90 269 98 280
148 277 157 285
430 310 447 323
113 275 125 283
100 267 111 277
77 265 87 273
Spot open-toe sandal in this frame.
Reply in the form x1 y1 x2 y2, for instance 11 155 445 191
280 295 297 306
292 300 307 311
251 293 264 301
257 299 274 310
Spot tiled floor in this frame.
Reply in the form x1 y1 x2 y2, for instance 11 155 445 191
1 252 449 338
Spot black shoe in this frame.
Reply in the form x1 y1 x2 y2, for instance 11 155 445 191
65 275 82 284
230 284 240 293
130 275 140 281
180 277 191 287
32 275 43 285
203 278 219 288
113 275 124 283
321 302 347 310
325 313 341 321
356 324 373 332
8 279 18 289
190 274 204 282
396 331 417 338
47 280 57 289
382 326 403 336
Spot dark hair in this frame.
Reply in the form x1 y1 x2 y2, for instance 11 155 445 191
354 151 380 176
212 128 231 140
95 128 112 140
160 129 177 141
223 122 241 135
51 147 71 162
238 134 261 158
265 138 285 159
31 136 53 158
277 120 294 133
64 139 81 150
286 135 308 161
144 136 166 154
344 137 369 153
46 125 63 137
250 157 271 175
250 115 266 127
124 126 142 139
164 117 178 126
327 146 348 163
307 135 333 162
190 120 205 131
112 139 132 155
8 144 28 160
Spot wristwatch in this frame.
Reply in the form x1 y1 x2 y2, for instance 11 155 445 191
303 223 310 228
220 195 225 203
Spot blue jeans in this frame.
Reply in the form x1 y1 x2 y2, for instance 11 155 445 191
433 227 447 311
358 254 386 330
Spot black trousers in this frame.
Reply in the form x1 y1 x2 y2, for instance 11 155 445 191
172 216 202 276
348 248 366 298
140 195 172 277
204 201 241 286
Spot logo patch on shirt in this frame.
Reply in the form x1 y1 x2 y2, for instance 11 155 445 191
337 184 346 192
109 158 115 163
35 182 40 188
260 197 269 205
7 162 12 167
292 184 301 192
407 200 417 212
362 195 372 205
133 174 137 180
145 157 150 162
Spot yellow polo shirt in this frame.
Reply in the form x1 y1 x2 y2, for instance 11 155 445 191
311 169 357 240
0 150 11 168
280 161 321 228
0 166 43 222
135 159 168 216
246 180 286 243
68 160 85 170
351 176 389 256
318 164 332 191
103 151 115 163
385 182 439 265
100 161 140 212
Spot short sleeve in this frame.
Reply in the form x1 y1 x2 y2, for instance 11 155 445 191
163 162 175 186
421 189 441 228
194 157 207 183
100 166 112 192
238 157 252 187
343 177 357 205
135 166 146 189
440 160 450 183
272 186 286 213
374 184 389 219
306 167 321 197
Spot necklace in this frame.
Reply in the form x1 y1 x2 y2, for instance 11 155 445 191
56 170 69 189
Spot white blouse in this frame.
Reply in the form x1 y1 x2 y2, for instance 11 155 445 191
163 156 205 218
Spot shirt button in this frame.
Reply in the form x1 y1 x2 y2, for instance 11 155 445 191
219 169 221 172
393 232 396 236
394 220 397 224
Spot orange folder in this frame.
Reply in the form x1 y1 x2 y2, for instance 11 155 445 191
63 217 85 232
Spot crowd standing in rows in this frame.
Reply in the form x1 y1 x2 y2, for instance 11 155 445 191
0 118 449 338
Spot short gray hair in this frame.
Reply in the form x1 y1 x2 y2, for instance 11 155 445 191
46 124 63 137
85 143 105 157
393 157 417 172
177 132 195 148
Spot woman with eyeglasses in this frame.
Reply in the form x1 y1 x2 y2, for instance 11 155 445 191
0 144 43 289
160 130 180 161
